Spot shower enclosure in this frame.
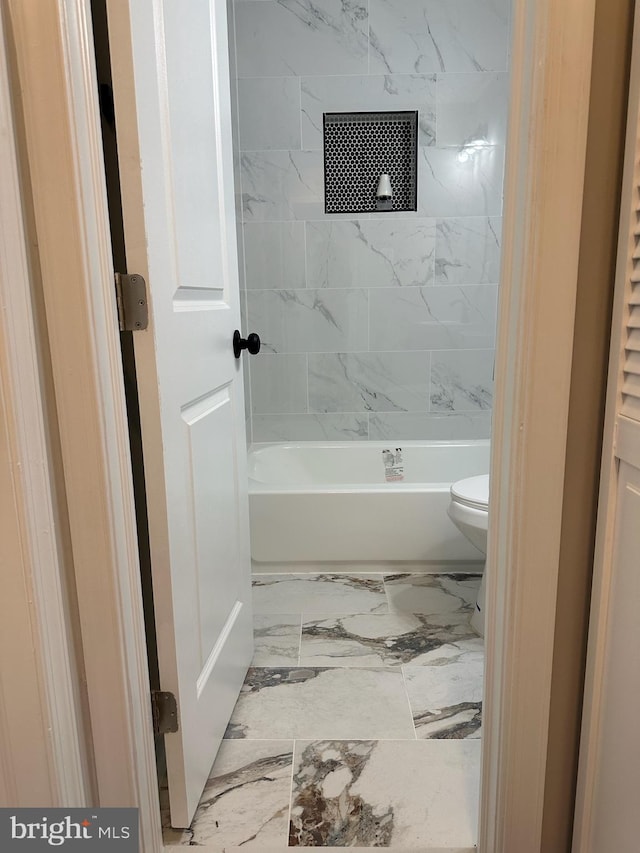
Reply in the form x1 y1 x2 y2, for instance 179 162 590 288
227 0 511 564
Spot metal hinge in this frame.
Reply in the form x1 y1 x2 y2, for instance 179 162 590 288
114 272 148 331
151 691 179 735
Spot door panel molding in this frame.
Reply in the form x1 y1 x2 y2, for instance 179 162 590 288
106 0 253 827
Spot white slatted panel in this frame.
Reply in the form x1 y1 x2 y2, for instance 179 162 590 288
621 171 640 419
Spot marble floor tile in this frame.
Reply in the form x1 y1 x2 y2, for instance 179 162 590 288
299 612 478 667
224 667 415 740
163 740 293 848
252 574 388 615
384 573 481 618
253 615 301 666
403 640 484 739
289 739 480 847
216 848 475 852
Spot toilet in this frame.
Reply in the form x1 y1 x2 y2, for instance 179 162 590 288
447 474 490 637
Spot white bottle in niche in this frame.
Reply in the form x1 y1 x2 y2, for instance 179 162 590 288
375 173 393 211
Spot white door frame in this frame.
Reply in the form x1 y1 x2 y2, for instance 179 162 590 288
4 0 599 851
0 1 90 808
481 0 598 850
3 0 162 849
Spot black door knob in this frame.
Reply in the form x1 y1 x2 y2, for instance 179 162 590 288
233 330 261 359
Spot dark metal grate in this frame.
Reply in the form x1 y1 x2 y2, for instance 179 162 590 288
323 111 418 214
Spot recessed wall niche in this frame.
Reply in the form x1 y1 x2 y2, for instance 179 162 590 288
323 111 418 214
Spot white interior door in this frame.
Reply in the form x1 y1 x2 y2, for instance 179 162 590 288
573 4 640 850
106 0 253 828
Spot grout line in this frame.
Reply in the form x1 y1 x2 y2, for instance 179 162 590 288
305 353 310 413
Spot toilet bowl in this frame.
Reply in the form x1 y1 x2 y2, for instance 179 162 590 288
447 474 490 636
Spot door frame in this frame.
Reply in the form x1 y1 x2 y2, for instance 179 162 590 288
4 0 601 851
572 2 640 847
0 1 90 808
3 0 162 849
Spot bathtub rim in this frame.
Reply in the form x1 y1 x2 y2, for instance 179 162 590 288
248 437 491 494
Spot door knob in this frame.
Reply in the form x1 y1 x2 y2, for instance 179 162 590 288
233 330 261 359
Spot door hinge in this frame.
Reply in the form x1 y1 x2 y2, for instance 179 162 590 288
114 272 148 331
151 691 179 735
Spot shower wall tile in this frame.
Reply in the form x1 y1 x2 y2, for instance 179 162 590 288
305 219 436 289
243 222 306 289
250 354 308 414
369 0 510 74
238 77 301 150
430 349 494 412
368 411 492 440
369 285 498 352
301 74 436 149
247 289 368 353
235 0 368 78
308 352 429 413
435 217 502 285
436 73 510 148
232 0 510 443
418 146 505 218
252 413 369 442
241 150 323 221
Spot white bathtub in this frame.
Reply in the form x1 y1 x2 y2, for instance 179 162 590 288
248 440 490 564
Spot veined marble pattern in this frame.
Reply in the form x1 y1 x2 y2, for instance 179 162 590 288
368 285 498 352
305 220 436 289
419 146 505 218
430 349 494 412
308 352 429 414
252 413 369 442
232 0 509 444
289 740 481 847
436 73 510 148
163 740 294 848
301 74 436 149
299 612 478 667
238 77 301 151
253 574 387 615
165 574 484 848
384 573 481 616
241 150 323 221
404 641 484 739
253 615 302 666
369 0 510 74
224 667 416 740
235 0 368 78
250 354 308 415
435 217 502 286
368 411 492 441
247 289 368 354
243 222 306 290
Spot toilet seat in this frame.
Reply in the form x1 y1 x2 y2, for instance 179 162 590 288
450 474 489 511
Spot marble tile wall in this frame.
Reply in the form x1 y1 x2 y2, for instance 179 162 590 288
231 0 511 443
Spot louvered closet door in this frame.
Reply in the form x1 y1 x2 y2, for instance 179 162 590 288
622 236 640 420
573 5 640 850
